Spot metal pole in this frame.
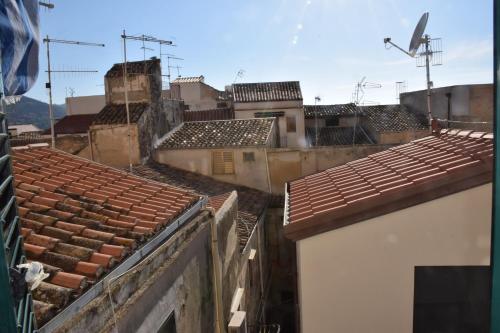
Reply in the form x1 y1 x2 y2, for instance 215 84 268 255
45 35 56 148
122 30 133 172
314 98 318 146
167 56 171 86
424 35 432 131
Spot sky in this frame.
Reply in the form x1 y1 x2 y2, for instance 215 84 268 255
26 0 493 105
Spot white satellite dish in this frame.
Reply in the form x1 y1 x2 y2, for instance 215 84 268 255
409 12 429 57
383 12 442 131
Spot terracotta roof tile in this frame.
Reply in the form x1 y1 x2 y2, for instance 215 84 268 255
132 161 269 251
285 130 493 240
233 81 302 103
12 146 199 324
159 118 275 149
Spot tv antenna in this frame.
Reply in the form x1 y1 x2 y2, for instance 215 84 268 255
161 54 183 86
384 12 443 129
121 30 173 171
233 69 245 83
351 77 381 146
43 36 105 148
395 81 407 102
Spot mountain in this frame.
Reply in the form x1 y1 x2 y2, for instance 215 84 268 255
4 96 66 130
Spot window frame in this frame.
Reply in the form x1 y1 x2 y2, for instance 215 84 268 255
212 151 235 175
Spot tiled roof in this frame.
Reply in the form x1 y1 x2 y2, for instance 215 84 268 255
92 103 149 125
52 114 97 135
132 161 269 250
105 59 160 78
303 104 358 118
159 118 275 149
362 104 428 132
12 146 198 325
183 108 234 122
232 81 302 103
171 76 204 83
305 127 373 146
285 130 493 241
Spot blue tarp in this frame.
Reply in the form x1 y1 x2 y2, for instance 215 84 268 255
0 0 39 96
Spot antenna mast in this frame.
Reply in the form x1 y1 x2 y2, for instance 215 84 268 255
43 36 105 148
384 12 443 130
121 31 173 172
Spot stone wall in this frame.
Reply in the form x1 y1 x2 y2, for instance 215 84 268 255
54 211 215 333
214 192 269 332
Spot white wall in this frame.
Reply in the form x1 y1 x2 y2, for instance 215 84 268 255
297 184 492 333
155 147 271 192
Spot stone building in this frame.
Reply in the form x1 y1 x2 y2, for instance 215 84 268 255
12 144 276 333
284 130 493 333
155 118 278 193
89 59 184 167
303 103 429 146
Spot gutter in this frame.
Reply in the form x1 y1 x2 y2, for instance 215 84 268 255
37 197 207 333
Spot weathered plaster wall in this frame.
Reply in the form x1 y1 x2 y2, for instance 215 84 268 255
215 192 270 332
376 130 429 145
170 82 221 111
105 75 151 104
400 84 493 130
89 125 141 168
54 211 215 333
267 145 394 194
66 95 105 116
55 135 90 157
155 147 271 192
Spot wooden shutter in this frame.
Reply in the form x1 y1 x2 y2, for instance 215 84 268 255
212 151 234 174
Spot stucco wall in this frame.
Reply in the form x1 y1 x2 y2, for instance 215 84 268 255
89 124 141 168
400 84 493 126
105 75 151 104
65 95 105 115
376 130 429 145
297 184 492 333
155 147 271 192
267 145 393 194
234 100 305 148
171 82 221 111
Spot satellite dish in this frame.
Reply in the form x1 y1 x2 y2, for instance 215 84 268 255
409 12 429 56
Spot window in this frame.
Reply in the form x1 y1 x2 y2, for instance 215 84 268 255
243 152 255 162
157 311 176 333
217 102 228 108
325 117 339 127
413 266 490 333
212 151 235 175
286 116 296 133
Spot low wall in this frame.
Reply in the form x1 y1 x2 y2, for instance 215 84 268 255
54 211 214 333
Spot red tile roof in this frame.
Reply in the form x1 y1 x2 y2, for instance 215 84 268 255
11 145 199 325
285 130 493 241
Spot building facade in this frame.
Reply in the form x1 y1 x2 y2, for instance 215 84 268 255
284 130 493 333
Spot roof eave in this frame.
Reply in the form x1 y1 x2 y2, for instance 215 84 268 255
284 165 492 242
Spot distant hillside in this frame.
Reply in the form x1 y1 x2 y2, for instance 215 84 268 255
4 96 66 130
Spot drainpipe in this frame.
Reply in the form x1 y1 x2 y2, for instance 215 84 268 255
209 206 225 333
264 148 272 193
88 130 94 161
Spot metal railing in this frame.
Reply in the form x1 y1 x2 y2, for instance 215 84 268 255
0 112 36 333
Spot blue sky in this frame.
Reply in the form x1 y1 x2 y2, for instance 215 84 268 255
27 0 493 105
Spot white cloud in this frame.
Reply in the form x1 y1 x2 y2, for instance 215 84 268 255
400 17 410 28
446 39 493 63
